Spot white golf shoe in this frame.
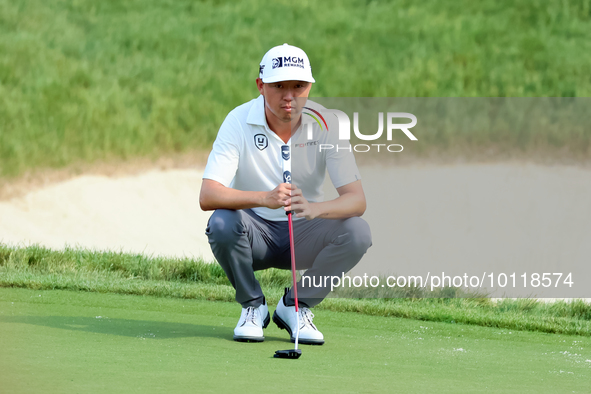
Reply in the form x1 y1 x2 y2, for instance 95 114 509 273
272 296 324 345
233 301 270 342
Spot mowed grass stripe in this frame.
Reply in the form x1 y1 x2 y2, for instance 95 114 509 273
1 244 590 336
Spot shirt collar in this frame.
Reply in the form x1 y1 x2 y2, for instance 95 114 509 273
246 95 267 127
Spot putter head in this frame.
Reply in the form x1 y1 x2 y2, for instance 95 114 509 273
274 349 302 359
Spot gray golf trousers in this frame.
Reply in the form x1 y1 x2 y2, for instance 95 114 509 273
206 209 372 308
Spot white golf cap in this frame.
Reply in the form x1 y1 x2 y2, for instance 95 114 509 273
259 43 315 83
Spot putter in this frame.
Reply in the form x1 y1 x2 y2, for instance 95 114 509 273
274 144 302 360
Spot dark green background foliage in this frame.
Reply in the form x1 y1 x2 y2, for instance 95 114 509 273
1 0 591 177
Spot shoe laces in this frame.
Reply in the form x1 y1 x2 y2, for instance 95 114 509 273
298 307 317 330
243 306 259 326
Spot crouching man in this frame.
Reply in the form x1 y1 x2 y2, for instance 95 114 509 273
199 44 371 345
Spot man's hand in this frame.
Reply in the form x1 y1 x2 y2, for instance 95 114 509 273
284 185 317 220
201 178 366 220
264 183 294 209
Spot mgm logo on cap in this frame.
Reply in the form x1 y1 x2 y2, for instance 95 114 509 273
272 56 304 69
259 43 315 84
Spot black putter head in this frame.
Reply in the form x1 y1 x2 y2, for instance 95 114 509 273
274 349 302 359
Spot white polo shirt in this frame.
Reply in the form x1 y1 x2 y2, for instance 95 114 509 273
202 95 361 221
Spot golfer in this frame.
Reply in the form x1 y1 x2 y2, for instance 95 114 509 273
199 44 371 345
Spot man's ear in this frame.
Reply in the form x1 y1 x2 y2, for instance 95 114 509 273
256 78 264 95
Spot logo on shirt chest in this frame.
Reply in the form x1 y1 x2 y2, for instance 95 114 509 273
254 134 268 151
281 145 290 160
283 170 291 183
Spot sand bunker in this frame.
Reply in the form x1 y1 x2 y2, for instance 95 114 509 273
0 169 214 262
0 162 589 299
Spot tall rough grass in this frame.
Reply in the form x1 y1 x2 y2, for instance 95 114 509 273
1 0 591 177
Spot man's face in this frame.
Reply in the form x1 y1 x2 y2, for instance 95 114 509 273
256 79 312 124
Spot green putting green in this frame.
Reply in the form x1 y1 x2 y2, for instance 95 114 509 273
1 287 589 393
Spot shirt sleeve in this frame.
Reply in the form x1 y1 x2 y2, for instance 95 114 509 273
202 113 242 187
325 116 362 188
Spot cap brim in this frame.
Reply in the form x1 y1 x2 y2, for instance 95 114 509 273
262 75 315 83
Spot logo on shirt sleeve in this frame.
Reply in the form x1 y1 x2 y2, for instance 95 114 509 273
254 134 268 151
